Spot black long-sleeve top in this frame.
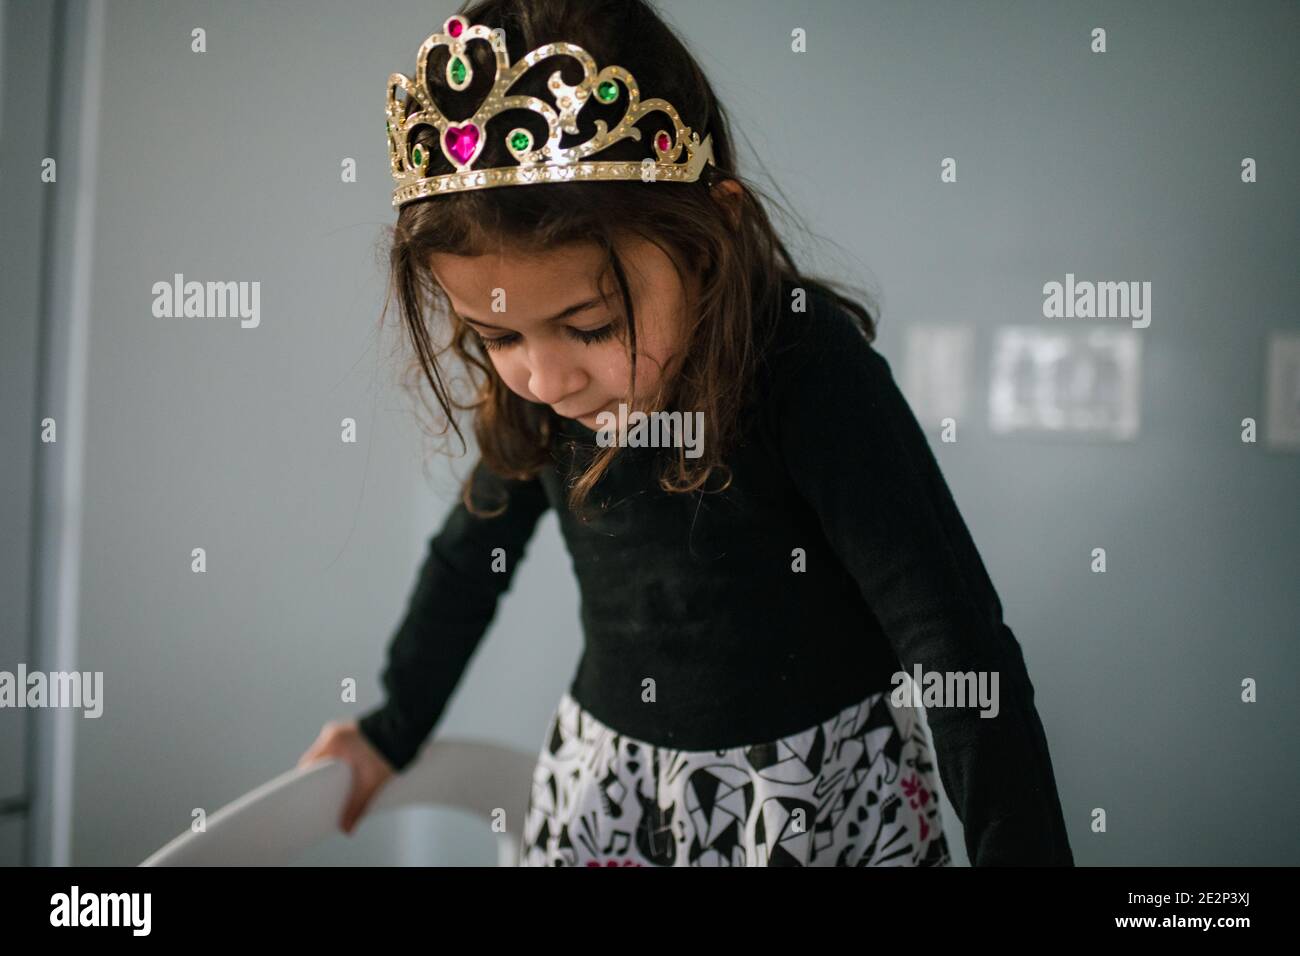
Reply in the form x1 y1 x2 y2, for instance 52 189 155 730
357 281 1075 866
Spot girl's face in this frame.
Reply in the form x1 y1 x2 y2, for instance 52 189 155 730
430 236 695 428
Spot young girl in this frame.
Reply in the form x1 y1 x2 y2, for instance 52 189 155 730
298 0 1074 866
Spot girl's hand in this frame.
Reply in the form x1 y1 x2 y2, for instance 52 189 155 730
297 719 396 835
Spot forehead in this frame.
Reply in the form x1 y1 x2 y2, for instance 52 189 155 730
429 242 606 317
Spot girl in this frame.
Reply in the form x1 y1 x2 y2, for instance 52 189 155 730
298 0 1074 866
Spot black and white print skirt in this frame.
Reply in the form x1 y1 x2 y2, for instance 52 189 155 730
517 689 953 866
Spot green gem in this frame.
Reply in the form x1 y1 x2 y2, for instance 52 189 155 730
597 80 618 102
412 146 423 165
510 131 530 151
450 57 467 84
386 121 393 133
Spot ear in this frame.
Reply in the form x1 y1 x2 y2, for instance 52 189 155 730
710 177 744 228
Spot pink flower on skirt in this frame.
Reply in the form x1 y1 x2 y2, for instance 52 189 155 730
901 772 931 809
585 859 645 867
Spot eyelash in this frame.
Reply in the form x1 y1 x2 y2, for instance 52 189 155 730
477 322 619 352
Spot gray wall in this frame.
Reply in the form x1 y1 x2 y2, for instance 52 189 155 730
0 0 47 865
3 0 1296 866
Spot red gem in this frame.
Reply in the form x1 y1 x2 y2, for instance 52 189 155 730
446 17 464 38
656 132 671 152
445 123 480 164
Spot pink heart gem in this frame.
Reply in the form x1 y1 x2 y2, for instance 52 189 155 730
445 124 480 165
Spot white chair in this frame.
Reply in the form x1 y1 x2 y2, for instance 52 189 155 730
139 738 538 866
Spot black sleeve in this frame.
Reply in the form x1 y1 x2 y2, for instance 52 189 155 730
766 300 1074 866
356 458 551 772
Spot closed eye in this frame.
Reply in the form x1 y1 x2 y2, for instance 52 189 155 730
477 322 620 352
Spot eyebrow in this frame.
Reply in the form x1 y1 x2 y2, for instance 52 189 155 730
456 295 605 331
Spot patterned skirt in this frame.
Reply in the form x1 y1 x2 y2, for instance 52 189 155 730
517 688 952 866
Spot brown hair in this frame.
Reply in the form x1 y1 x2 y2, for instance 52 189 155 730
381 0 877 522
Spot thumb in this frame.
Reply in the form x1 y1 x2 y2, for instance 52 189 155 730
340 778 375 835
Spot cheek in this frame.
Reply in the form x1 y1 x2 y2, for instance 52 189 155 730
626 333 676 395
593 343 629 384
488 353 534 398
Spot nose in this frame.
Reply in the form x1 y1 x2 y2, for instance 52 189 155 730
525 339 587 407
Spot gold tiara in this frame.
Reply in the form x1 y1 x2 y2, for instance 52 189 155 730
386 13 716 208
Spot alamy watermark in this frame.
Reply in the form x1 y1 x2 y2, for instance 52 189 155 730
1 664 103 718
594 402 704 458
152 273 260 328
1043 272 1150 328
891 664 999 718
50 886 150 935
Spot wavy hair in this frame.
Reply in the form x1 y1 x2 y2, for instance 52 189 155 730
381 0 878 521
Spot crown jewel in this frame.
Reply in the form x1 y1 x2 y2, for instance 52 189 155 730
386 14 716 207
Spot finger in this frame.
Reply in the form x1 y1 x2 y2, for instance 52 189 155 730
300 746 341 770
297 726 336 766
341 797 362 834
297 742 329 768
341 777 371 832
